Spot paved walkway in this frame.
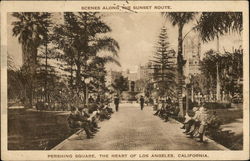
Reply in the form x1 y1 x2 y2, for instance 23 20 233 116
53 103 226 150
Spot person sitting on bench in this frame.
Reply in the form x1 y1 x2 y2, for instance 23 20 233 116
186 107 201 137
67 106 94 139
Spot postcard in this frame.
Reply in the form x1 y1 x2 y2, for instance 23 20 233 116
1 0 249 160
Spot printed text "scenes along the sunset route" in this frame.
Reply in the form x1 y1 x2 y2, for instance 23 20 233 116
81 5 171 11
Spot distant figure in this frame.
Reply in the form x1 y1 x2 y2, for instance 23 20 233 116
95 95 101 103
140 95 145 110
114 95 120 112
166 97 172 105
88 96 95 103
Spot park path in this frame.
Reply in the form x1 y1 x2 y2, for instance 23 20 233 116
53 103 226 150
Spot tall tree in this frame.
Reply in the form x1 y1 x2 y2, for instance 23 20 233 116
52 12 119 101
201 48 243 100
7 55 24 103
88 55 120 94
200 50 220 98
35 51 60 103
149 26 176 97
12 12 52 107
112 75 129 95
162 13 196 116
197 12 242 42
197 12 242 101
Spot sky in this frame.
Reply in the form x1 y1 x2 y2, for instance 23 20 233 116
7 12 242 72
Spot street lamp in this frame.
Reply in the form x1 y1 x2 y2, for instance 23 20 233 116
41 87 45 101
185 77 190 114
84 78 92 105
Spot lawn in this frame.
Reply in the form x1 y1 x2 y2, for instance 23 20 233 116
210 108 243 150
212 108 243 124
8 109 74 150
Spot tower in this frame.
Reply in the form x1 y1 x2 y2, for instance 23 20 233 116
184 34 201 77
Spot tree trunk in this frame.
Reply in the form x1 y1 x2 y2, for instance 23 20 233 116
216 62 221 101
191 84 194 102
27 47 38 108
76 63 81 95
185 84 189 114
177 24 184 117
21 45 30 107
216 36 221 102
45 40 48 103
68 51 74 90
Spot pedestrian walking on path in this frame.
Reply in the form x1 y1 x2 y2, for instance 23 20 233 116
140 95 145 110
114 95 120 112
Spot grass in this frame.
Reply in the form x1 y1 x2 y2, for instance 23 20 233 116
208 108 243 150
211 108 243 124
8 109 73 150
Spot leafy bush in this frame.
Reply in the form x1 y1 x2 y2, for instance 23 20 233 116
204 102 231 109
183 100 199 112
127 98 137 102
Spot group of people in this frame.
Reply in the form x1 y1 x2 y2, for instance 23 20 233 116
114 95 145 111
152 96 220 143
67 99 113 139
153 97 179 121
181 105 219 142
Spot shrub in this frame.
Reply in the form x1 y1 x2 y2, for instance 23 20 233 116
127 98 137 102
183 101 199 112
204 102 231 109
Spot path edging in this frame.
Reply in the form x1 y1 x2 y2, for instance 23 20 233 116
52 129 82 150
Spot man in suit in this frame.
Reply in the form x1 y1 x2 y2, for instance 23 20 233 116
88 95 95 103
196 106 209 142
114 95 120 112
140 95 145 110
67 106 94 139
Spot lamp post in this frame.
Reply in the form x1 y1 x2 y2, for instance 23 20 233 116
84 78 91 105
185 77 190 114
59 90 62 110
41 87 45 101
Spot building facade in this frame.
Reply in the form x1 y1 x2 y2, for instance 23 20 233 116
183 34 201 77
105 70 122 87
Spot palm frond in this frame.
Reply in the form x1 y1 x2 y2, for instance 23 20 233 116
197 12 242 42
162 12 197 27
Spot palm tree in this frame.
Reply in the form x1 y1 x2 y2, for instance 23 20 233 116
200 50 220 97
197 12 242 42
201 48 243 101
197 12 242 101
12 12 51 107
162 12 197 116
88 53 121 95
52 12 120 100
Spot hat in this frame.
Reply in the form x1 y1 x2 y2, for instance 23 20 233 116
199 106 207 111
192 107 198 112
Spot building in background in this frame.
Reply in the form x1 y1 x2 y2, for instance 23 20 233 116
184 34 201 78
105 70 122 87
138 64 150 80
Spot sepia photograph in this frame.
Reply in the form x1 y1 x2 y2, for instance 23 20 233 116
1 0 249 160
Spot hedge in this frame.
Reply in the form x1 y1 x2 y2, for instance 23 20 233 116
204 102 231 109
